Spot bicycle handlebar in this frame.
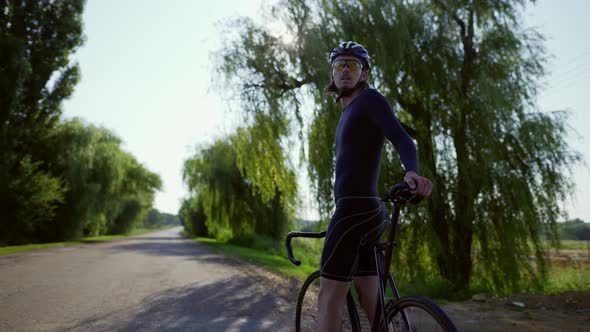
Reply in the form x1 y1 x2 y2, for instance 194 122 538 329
286 182 423 267
286 231 326 266
383 182 424 205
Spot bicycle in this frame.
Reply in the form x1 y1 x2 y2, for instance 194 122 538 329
286 182 458 331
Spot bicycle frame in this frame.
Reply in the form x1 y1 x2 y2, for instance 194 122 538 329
286 182 421 332
372 200 413 332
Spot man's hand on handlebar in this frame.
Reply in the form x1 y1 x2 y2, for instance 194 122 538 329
404 171 433 198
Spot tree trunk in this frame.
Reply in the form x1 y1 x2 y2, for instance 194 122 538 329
400 97 458 288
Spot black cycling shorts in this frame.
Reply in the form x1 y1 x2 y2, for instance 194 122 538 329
320 197 388 282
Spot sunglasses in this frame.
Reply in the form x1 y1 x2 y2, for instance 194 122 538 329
332 59 363 72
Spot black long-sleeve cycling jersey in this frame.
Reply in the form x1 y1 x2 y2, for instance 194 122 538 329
334 88 418 201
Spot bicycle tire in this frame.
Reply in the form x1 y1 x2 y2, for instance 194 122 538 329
295 270 362 332
378 295 457 332
295 270 321 332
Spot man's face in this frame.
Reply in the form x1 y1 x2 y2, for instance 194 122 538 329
331 55 367 91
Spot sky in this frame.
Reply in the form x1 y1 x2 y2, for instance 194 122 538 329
63 0 590 222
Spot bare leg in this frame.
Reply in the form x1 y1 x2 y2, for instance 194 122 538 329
355 275 395 331
353 276 380 328
317 277 350 332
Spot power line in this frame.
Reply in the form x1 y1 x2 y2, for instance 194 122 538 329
552 49 590 69
541 49 590 93
549 58 590 83
549 64 590 89
549 60 590 82
544 71 590 97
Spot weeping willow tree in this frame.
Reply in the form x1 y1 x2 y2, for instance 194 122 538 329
215 0 581 294
182 126 295 241
48 118 162 240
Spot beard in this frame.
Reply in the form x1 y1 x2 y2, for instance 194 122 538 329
337 78 363 99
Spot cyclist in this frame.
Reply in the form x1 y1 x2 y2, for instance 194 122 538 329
318 41 433 331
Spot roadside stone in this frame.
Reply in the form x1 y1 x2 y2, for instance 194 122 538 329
564 297 579 311
472 293 490 302
510 301 526 308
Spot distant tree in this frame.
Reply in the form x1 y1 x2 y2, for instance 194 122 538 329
179 198 208 237
575 227 590 242
161 213 181 227
558 219 588 240
47 118 162 239
145 209 164 229
106 154 161 235
48 119 123 239
143 209 180 229
559 219 590 241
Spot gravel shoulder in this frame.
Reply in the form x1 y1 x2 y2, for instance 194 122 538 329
444 291 590 331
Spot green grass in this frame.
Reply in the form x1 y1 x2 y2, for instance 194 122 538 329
0 226 177 255
545 265 590 294
554 240 589 250
192 234 454 304
195 236 317 280
0 242 82 255
191 234 590 302
540 239 589 250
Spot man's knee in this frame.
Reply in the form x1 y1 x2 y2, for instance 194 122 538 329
319 278 350 304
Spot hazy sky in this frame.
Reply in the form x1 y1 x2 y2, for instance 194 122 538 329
63 0 590 222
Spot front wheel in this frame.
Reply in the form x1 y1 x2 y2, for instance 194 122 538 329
378 295 457 332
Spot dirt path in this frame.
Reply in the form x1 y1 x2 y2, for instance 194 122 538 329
239 260 590 331
444 292 590 331
281 276 590 331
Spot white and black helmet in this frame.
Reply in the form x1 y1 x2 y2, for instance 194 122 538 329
329 41 371 70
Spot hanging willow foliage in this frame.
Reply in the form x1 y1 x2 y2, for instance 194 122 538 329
183 132 293 241
215 0 581 294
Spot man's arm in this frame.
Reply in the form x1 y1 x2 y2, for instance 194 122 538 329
367 90 418 172
368 91 432 197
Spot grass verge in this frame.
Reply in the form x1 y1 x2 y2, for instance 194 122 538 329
556 240 589 250
190 233 590 302
191 234 455 304
0 226 178 255
545 265 590 294
194 236 317 280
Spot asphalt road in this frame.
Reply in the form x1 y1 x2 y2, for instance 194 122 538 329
0 227 293 331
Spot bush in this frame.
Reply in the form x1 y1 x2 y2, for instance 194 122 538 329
228 233 282 255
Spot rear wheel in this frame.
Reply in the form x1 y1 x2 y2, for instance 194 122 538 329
378 295 457 332
295 270 321 332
